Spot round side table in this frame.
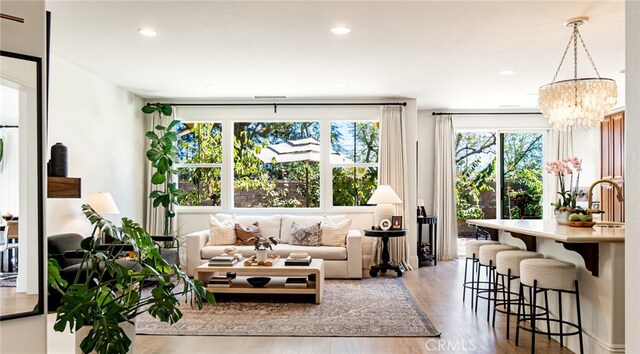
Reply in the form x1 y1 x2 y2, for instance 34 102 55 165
364 229 407 277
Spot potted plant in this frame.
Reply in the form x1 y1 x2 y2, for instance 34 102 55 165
248 235 278 262
141 103 184 236
50 205 215 354
546 156 587 224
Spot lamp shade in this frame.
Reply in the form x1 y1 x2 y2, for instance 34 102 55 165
87 192 120 215
367 185 402 205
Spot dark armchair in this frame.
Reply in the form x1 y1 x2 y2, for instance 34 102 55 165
47 233 140 311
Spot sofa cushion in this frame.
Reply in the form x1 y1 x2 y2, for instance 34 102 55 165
280 215 323 243
216 213 281 239
235 222 260 246
321 218 352 247
207 215 236 246
289 222 321 246
201 244 347 260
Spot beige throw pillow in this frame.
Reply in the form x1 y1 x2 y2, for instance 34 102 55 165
207 215 236 246
321 218 352 246
289 222 321 246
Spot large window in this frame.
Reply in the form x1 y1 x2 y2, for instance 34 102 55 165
233 121 321 208
330 121 379 206
455 130 544 236
175 122 222 206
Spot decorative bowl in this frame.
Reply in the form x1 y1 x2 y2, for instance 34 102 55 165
566 221 596 228
247 277 271 288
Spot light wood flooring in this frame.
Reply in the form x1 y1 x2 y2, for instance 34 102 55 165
48 259 575 354
0 286 39 316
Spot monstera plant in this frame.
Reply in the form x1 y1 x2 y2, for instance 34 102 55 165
51 205 214 354
142 103 183 236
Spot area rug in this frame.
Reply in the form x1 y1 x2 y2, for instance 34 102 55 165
135 278 440 337
0 275 17 287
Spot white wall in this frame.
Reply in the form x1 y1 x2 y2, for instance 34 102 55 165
47 55 146 235
625 1 640 352
0 1 47 353
172 98 419 268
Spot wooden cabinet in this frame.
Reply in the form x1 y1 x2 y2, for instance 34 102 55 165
48 177 81 198
600 111 624 222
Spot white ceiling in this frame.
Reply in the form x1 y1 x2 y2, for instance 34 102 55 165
46 1 626 110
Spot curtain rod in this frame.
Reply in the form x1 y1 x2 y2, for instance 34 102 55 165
160 102 407 113
432 112 540 116
0 125 19 129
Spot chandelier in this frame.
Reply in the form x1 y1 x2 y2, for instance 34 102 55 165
538 17 617 130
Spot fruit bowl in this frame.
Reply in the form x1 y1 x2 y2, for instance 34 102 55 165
566 221 596 228
247 277 271 288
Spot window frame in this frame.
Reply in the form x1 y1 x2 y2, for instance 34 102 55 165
454 127 549 221
174 115 380 214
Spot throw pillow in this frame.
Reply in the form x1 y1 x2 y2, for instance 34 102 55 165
321 217 352 246
207 215 236 246
289 221 321 246
235 222 261 246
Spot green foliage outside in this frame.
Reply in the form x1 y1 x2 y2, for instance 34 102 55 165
455 132 543 223
175 121 379 208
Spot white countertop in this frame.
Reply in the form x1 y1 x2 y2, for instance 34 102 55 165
466 219 625 243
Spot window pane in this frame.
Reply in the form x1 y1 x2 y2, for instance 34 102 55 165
233 122 320 208
332 167 378 206
455 132 497 236
176 122 222 164
331 121 379 163
501 133 544 219
177 167 221 206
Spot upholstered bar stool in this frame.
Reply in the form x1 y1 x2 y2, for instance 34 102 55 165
516 259 584 354
463 240 499 308
494 250 543 339
475 244 518 321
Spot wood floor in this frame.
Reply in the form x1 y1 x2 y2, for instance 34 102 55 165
0 286 39 316
49 259 575 353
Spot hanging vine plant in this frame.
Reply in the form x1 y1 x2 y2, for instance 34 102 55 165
141 103 183 236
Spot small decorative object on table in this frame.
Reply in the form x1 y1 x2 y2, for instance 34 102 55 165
390 216 403 230
379 219 392 231
285 252 312 266
566 213 595 228
546 156 587 225
244 255 280 266
248 235 278 263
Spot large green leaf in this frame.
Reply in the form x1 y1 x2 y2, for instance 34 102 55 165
160 104 173 117
141 105 156 114
146 149 164 162
167 120 180 130
151 172 166 185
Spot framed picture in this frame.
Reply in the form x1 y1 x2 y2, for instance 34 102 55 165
391 216 403 230
591 201 600 210
379 219 392 230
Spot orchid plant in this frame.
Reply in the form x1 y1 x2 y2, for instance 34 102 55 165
546 156 584 212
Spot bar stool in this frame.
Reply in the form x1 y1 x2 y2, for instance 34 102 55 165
494 250 543 339
463 240 499 308
475 244 518 321
516 258 584 354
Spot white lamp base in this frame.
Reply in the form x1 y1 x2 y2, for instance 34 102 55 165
373 204 395 227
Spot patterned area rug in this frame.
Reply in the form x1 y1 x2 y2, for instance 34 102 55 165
0 275 17 287
136 278 440 337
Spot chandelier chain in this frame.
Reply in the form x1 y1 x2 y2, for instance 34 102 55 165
575 29 602 79
551 30 575 84
573 27 578 105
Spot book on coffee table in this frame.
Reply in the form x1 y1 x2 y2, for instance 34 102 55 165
284 255 312 266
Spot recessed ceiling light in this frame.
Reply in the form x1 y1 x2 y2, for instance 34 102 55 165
330 27 351 35
499 70 515 75
138 28 157 37
336 83 348 89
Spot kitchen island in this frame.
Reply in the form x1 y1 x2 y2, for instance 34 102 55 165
467 219 625 354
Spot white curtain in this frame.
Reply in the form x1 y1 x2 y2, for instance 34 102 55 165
548 128 574 214
371 105 412 270
144 110 174 236
0 128 19 216
433 115 459 260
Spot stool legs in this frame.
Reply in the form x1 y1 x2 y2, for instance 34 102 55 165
558 291 563 347
575 280 584 354
463 256 469 302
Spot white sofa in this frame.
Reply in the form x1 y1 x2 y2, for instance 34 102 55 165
186 214 363 279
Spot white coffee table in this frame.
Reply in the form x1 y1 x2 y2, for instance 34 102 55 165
194 258 324 304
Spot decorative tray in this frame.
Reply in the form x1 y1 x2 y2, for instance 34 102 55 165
244 255 280 267
566 221 596 228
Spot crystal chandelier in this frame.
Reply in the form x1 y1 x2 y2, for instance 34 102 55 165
538 17 617 130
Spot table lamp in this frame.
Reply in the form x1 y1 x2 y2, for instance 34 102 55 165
367 185 402 227
87 192 120 216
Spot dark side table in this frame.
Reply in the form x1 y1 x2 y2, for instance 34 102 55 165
417 215 438 267
364 229 407 277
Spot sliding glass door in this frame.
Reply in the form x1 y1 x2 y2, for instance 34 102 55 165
455 130 545 238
